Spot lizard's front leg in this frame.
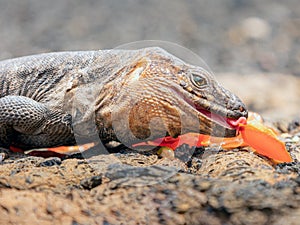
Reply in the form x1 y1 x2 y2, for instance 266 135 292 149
0 95 75 149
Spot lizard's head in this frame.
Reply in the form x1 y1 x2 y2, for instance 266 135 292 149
99 47 248 144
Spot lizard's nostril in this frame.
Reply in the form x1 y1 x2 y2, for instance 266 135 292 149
228 99 248 118
238 104 248 118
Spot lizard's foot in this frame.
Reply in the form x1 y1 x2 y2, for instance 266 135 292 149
0 95 74 148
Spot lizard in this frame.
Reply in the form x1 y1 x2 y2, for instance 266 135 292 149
0 47 248 151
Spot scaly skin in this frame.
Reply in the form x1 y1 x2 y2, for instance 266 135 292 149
0 47 247 149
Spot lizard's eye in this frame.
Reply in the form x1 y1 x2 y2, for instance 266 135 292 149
190 73 208 88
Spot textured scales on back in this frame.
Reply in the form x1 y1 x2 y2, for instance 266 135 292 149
0 47 248 149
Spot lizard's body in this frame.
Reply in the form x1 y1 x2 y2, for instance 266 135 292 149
0 47 247 150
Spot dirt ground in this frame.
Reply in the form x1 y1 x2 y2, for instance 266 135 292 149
1 0 300 224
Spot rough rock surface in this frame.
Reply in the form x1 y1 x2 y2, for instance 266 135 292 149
1 82 300 225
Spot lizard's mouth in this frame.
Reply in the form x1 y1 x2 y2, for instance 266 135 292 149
196 107 247 137
197 108 247 128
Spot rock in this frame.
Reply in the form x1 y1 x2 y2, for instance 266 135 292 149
38 157 62 167
231 210 268 225
80 175 102 190
240 17 271 41
228 17 271 45
105 163 178 186
0 152 7 162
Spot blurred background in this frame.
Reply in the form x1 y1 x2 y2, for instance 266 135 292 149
0 0 299 119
